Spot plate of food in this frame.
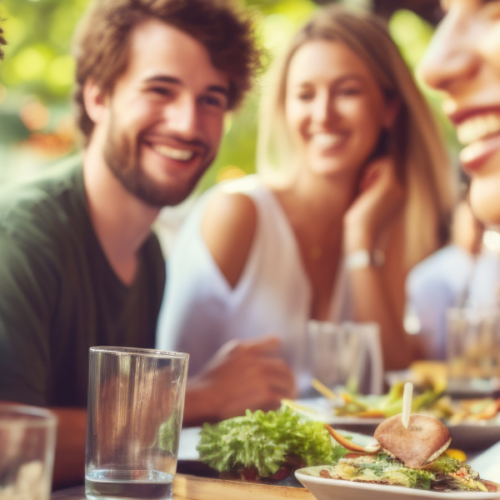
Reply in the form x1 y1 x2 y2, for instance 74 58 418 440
189 384 500 500
296 388 500 500
288 379 500 450
296 468 500 500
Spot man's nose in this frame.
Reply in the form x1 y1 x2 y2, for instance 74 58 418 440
165 95 198 139
419 12 478 92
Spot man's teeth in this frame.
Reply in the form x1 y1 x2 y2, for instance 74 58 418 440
312 133 345 147
152 144 194 161
457 113 500 145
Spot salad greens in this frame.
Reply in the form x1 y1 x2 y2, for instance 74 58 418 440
197 407 339 477
337 382 441 418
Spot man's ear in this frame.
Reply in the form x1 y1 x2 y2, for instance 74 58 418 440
83 79 108 125
383 96 401 129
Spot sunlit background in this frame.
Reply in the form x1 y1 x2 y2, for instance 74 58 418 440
0 0 458 202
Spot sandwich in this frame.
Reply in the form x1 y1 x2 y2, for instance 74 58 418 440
318 414 499 492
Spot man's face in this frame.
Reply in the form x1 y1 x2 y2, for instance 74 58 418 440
99 19 230 207
419 0 500 224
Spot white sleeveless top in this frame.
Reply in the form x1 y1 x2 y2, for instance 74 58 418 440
156 176 351 390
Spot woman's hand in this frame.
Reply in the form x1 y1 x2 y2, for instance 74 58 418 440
344 156 405 253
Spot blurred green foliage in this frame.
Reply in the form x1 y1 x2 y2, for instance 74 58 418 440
0 0 455 188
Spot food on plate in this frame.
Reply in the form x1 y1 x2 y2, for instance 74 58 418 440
198 405 499 492
374 414 451 468
433 396 500 424
197 407 341 481
319 414 500 492
329 382 500 424
334 382 441 419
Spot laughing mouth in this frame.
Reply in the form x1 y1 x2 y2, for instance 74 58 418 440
151 144 196 162
312 133 347 148
457 113 500 145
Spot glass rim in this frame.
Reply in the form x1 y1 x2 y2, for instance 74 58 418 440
0 403 57 428
89 346 189 360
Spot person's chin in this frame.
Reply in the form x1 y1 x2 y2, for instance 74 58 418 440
469 172 500 225
307 152 349 174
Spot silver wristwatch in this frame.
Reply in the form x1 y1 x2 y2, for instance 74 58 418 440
345 249 385 269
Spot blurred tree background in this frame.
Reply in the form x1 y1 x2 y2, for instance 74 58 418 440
0 0 456 191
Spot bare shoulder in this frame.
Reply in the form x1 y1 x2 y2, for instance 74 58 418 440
201 190 258 289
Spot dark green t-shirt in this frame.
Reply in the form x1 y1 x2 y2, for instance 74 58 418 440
0 158 166 407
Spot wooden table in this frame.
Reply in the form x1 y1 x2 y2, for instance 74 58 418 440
51 474 314 500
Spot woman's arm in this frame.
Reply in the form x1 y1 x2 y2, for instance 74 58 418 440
344 157 414 370
201 191 257 288
158 189 297 423
157 190 258 361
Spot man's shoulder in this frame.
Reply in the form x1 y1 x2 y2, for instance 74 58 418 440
0 156 85 242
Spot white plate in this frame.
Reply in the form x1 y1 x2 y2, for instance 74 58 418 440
295 466 500 500
449 417 500 450
178 426 202 460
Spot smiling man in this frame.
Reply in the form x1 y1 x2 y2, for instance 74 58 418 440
0 0 259 488
419 0 500 224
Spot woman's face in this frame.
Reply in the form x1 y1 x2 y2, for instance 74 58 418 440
420 0 500 224
285 40 397 180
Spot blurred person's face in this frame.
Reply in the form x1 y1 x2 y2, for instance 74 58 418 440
87 19 229 207
420 0 500 224
285 40 398 180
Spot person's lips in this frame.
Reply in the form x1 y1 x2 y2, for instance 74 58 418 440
143 134 208 165
456 113 500 145
310 132 349 152
449 110 500 172
150 143 195 162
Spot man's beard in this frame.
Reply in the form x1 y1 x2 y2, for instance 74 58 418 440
103 118 213 208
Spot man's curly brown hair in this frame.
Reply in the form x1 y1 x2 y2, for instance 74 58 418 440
73 0 261 141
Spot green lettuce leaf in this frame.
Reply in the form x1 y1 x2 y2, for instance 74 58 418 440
197 408 337 477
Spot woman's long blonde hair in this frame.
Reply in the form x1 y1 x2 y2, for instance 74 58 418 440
257 6 454 268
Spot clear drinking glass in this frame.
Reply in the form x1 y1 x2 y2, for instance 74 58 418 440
85 347 189 500
305 321 383 395
0 404 57 500
447 308 500 383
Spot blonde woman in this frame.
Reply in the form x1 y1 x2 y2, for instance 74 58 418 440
157 6 454 391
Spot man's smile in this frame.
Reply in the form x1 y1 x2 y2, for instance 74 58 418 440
150 143 196 162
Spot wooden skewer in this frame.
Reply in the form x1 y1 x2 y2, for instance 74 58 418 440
402 382 413 429
312 378 337 401
281 399 319 416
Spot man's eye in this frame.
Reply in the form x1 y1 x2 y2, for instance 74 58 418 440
149 87 172 97
200 95 225 108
